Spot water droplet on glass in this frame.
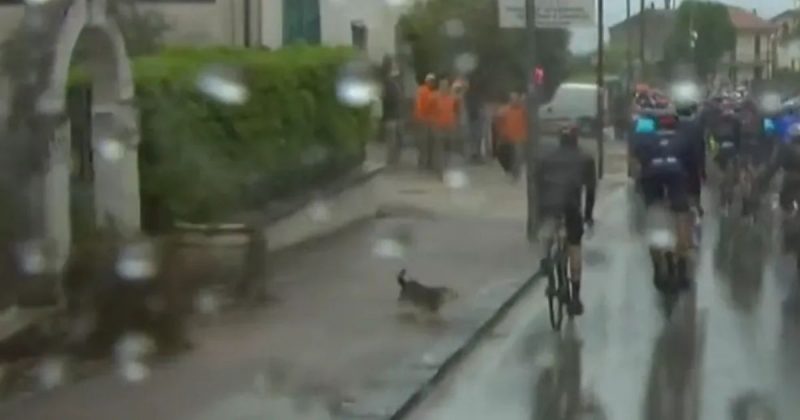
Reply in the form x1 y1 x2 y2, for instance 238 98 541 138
96 138 125 161
115 332 155 363
16 240 48 275
194 289 221 315
307 200 332 222
196 65 249 105
443 169 469 189
372 238 406 259
454 52 478 74
116 241 157 281
119 360 150 383
443 18 466 38
37 357 66 389
336 60 379 107
760 93 782 114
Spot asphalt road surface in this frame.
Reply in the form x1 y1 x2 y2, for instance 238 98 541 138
407 186 800 420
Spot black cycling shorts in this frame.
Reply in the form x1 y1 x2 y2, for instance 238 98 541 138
641 171 690 212
715 144 738 170
540 205 584 246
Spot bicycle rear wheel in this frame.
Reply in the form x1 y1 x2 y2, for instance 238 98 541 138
557 247 574 318
546 257 564 331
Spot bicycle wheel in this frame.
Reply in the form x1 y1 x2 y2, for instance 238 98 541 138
558 247 573 319
546 255 564 331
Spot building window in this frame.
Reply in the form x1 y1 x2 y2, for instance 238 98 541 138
283 0 320 45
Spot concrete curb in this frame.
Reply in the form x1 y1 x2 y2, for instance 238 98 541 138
336 267 544 420
389 270 543 419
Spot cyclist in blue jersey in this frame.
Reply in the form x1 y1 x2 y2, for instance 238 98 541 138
631 109 695 291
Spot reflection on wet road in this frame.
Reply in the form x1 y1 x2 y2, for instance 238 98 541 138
408 187 799 420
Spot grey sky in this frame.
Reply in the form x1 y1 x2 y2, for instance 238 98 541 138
569 0 794 52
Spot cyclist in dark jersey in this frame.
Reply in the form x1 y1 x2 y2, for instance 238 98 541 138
631 110 694 291
535 126 597 315
758 124 800 213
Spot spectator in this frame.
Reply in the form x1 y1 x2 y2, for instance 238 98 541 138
382 57 403 166
414 73 437 170
432 78 459 178
496 91 527 180
463 79 484 162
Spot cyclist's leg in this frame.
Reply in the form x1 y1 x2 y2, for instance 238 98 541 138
668 172 692 287
564 204 585 314
641 174 669 283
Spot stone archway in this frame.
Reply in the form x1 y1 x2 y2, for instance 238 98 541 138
7 0 140 277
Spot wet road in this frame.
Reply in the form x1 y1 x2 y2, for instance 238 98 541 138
407 186 800 420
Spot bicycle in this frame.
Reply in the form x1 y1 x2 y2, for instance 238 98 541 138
539 217 573 331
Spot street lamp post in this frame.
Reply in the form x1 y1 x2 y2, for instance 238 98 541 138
596 0 605 179
525 0 540 241
639 0 646 80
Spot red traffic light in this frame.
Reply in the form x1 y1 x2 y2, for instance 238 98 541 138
533 67 544 85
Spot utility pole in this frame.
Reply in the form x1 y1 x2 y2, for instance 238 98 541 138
596 0 605 179
626 0 632 94
639 0 646 81
525 0 539 241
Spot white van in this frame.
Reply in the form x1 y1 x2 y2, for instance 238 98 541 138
540 83 614 141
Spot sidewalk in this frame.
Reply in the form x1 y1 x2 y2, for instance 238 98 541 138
0 141 628 420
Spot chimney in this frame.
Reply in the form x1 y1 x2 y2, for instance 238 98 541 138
650 2 655 9
752 8 758 16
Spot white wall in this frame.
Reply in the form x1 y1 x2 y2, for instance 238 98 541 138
319 0 407 61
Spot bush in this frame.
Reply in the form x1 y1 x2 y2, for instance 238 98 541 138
73 46 371 231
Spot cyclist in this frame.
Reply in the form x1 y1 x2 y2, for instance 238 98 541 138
631 109 694 291
757 123 800 235
675 100 705 217
710 106 743 212
535 125 597 315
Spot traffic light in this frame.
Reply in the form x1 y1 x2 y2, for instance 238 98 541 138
533 67 544 86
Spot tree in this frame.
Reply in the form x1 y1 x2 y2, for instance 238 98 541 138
663 1 735 80
398 0 570 102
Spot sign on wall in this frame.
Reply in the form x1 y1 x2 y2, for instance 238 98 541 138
498 0 595 29
536 0 595 28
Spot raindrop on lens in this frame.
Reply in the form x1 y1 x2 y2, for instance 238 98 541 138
443 18 466 38
372 238 406 259
196 65 249 105
444 169 469 189
116 241 157 281
307 200 331 222
336 60 379 107
16 240 48 275
37 357 66 389
194 289 221 315
96 138 125 161
454 53 478 74
115 332 155 363
120 361 150 383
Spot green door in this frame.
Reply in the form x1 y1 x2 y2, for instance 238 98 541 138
283 0 321 45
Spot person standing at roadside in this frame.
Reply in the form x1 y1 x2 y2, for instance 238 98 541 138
382 57 404 166
432 78 459 177
414 73 437 170
496 92 527 180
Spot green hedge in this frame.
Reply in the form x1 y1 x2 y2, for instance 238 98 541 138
74 46 372 231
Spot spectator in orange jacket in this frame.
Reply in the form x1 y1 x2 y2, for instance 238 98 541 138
414 73 437 170
432 78 459 177
496 92 527 179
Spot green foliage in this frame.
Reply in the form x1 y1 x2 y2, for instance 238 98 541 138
123 46 370 230
664 1 736 79
398 0 571 102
